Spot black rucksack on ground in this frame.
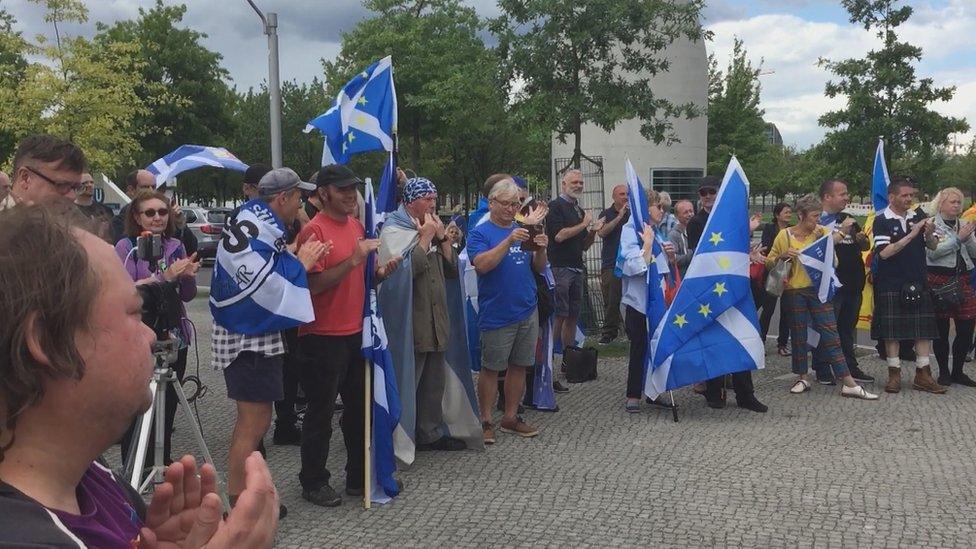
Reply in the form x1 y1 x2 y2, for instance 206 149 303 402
564 345 598 383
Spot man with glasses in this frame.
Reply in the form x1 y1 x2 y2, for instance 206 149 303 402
8 134 87 207
74 172 114 241
687 176 719 251
110 169 157 243
0 171 13 211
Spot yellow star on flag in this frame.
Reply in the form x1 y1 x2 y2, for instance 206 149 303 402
718 256 731 270
713 282 727 297
348 132 357 143
673 314 688 328
358 96 368 106
709 232 724 246
698 302 711 317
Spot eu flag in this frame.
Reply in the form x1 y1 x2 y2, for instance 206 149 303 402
645 158 764 398
306 56 397 166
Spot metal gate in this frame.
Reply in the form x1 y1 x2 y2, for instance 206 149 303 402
553 156 606 336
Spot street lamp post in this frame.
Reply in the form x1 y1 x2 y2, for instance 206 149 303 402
246 0 283 168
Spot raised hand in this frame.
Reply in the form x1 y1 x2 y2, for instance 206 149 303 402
663 242 676 261
532 233 548 248
377 255 403 279
509 227 530 243
749 213 762 233
522 204 548 226
581 209 593 228
353 238 382 263
297 236 332 271
427 213 446 240
960 221 976 242
415 216 437 242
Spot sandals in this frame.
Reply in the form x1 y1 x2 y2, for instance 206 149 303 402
790 379 812 394
777 346 791 357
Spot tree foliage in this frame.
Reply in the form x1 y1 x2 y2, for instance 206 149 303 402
818 0 969 194
492 0 709 169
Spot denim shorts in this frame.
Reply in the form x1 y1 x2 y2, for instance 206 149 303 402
480 310 540 371
223 351 284 403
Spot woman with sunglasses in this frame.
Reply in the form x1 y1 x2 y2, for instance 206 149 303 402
114 189 200 466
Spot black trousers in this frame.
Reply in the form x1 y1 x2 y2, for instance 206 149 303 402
275 328 303 428
298 333 365 492
934 317 976 377
704 370 755 403
121 346 187 467
758 291 790 347
624 305 648 399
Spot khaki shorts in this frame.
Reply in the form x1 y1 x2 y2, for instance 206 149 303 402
480 310 539 371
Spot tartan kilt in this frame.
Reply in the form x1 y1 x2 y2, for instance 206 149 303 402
927 271 976 320
871 287 938 341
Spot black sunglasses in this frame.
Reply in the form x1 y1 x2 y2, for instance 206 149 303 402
25 166 84 195
140 208 170 218
698 188 717 196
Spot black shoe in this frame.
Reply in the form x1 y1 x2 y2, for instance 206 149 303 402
736 396 768 413
278 503 288 519
706 398 726 409
598 335 614 344
815 369 836 386
345 486 363 497
416 436 467 451
553 381 570 394
848 365 875 383
952 372 976 387
724 375 734 390
645 397 677 409
273 424 302 446
938 372 953 387
524 402 560 412
302 485 342 507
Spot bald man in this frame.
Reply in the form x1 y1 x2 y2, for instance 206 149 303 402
597 184 629 343
109 169 156 243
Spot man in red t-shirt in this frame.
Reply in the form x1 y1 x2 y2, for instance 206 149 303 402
295 164 401 508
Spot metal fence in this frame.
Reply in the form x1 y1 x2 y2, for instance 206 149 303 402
553 156 606 336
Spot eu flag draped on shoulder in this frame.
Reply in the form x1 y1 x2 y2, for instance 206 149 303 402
376 180 484 466
645 158 764 398
146 145 248 188
210 199 313 335
361 180 402 503
857 138 890 330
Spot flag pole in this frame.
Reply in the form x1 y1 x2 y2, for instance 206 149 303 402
364 358 372 510
668 390 678 422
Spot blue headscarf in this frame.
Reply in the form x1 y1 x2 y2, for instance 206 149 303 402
402 177 437 204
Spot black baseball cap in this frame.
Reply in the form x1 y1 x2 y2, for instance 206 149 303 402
316 164 362 188
243 163 272 186
698 175 720 191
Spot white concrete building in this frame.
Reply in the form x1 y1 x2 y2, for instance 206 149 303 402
550 34 708 206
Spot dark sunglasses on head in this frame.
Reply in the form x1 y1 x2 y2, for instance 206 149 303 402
140 208 169 218
698 188 717 196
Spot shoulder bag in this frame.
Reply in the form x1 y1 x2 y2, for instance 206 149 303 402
765 230 792 297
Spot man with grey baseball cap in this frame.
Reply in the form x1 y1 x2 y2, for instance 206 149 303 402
259 167 317 196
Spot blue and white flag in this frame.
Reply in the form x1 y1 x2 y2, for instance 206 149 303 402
362 179 401 503
872 138 890 213
147 145 248 188
645 157 764 398
625 159 649 240
210 200 312 335
799 234 841 304
306 56 397 166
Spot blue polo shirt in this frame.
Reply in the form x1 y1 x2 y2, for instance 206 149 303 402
467 220 538 330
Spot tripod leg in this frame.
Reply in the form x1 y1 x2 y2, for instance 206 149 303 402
153 373 168 484
129 378 158 490
172 378 231 511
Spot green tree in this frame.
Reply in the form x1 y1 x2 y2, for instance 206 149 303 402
94 0 234 173
492 0 708 169
706 38 770 180
0 0 147 174
0 8 29 162
818 0 969 194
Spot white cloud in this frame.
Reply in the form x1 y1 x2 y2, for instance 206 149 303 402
707 1 976 149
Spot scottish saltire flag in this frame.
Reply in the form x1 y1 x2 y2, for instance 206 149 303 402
625 159 649 239
210 200 312 335
147 145 248 187
305 56 397 166
872 138 891 212
799 234 842 304
361 180 401 503
645 158 764 398
377 151 398 214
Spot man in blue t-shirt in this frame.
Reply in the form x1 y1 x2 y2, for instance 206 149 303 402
468 178 550 444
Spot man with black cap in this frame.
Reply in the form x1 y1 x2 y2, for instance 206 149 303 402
296 164 401 508
686 175 767 412
211 167 330 519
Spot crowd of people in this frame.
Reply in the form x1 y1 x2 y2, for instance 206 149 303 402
2 132 976 547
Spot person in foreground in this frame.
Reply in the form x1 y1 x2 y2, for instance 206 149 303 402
0 201 278 548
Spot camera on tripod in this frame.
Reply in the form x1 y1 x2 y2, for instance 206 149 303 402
135 231 182 362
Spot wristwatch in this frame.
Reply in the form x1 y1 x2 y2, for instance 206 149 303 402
434 235 448 245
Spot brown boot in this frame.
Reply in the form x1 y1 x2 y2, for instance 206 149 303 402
884 367 901 394
913 365 948 394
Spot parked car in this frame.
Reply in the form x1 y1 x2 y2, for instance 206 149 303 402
184 207 230 262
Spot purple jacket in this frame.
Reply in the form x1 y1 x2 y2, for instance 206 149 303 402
115 236 197 342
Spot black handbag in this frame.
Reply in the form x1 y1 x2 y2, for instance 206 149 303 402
564 346 598 383
931 251 965 311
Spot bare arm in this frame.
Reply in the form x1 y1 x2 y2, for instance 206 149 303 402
555 219 588 243
597 209 626 238
307 254 362 294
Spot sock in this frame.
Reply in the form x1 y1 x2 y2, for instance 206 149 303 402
887 357 901 369
917 355 930 369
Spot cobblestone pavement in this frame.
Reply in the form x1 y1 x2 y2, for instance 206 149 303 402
145 296 976 548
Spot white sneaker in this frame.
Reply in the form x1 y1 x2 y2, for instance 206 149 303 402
841 384 879 400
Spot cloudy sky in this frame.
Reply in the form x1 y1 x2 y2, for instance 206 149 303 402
4 0 975 149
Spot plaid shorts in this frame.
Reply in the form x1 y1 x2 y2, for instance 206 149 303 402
871 288 938 341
